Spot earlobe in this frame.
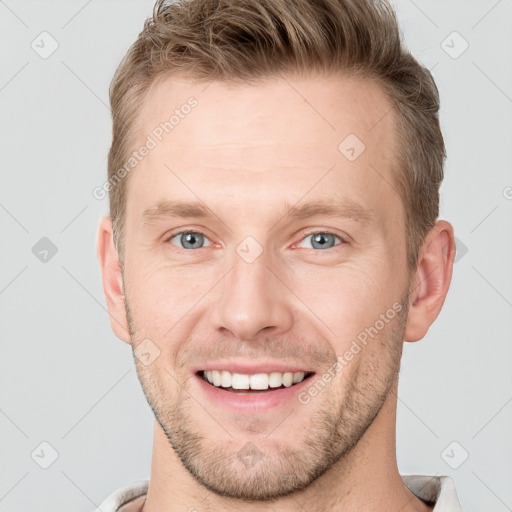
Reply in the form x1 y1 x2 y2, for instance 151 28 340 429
96 216 131 344
403 220 456 343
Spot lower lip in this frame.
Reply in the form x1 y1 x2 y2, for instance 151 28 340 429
194 373 314 413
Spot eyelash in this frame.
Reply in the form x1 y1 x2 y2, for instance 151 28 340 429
165 230 345 251
297 230 345 249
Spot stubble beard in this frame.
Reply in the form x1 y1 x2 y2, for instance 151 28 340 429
125 291 409 502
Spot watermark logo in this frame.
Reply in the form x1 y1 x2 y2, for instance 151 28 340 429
31 32 59 59
236 236 264 263
338 133 366 162
441 31 469 60
134 338 161 366
31 441 59 469
454 237 468 263
237 442 263 469
441 441 469 469
32 237 58 263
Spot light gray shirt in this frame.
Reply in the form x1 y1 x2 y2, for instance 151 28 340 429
95 475 463 511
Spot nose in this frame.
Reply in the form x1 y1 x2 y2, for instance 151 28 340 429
211 250 294 341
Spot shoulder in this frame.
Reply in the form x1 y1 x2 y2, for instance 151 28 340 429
94 480 149 512
402 474 463 511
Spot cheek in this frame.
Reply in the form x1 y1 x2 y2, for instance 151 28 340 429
124 260 210 338
290 259 395 340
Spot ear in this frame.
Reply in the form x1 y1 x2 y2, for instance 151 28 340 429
403 220 456 342
96 216 131 344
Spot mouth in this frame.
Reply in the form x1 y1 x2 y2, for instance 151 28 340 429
196 370 315 394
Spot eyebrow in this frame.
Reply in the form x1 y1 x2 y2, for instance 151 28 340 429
284 200 375 225
142 200 212 224
142 198 376 227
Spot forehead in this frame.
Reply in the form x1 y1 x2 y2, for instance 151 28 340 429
137 72 395 151
127 73 401 228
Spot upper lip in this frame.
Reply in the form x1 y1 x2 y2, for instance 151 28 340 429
193 361 314 375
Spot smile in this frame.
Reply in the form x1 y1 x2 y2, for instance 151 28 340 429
198 370 314 393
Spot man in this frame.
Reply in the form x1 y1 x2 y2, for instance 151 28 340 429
96 0 461 510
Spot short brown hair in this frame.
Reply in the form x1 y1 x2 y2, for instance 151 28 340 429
108 0 445 273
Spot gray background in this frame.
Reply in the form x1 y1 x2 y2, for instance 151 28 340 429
0 1 511 511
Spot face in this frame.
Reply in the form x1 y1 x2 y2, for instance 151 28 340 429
121 73 412 500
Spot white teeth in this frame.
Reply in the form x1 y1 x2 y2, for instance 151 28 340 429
293 371 305 384
221 370 231 388
203 370 309 390
250 373 269 390
268 372 283 388
212 370 222 386
231 373 250 389
282 372 293 387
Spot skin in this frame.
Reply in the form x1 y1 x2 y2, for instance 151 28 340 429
97 73 456 512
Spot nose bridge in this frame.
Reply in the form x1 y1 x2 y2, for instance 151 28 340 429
213 244 292 340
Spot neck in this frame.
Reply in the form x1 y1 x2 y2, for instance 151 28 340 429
141 381 431 512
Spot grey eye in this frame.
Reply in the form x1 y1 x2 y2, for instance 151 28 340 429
169 232 211 249
299 232 342 250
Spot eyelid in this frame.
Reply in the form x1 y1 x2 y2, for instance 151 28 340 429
293 230 346 249
166 229 214 249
